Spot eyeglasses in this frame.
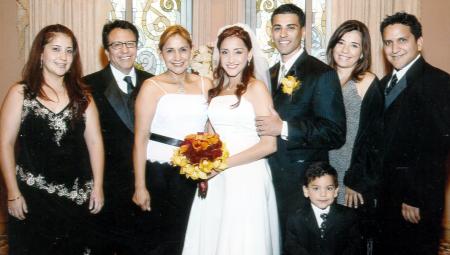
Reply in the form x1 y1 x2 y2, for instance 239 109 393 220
108 41 137 50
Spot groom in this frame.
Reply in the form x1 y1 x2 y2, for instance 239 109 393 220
256 3 346 240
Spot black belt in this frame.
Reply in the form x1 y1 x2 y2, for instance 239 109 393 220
149 133 183 147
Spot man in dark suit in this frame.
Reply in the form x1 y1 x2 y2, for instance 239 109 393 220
378 12 450 255
255 3 346 240
83 20 154 254
285 162 361 255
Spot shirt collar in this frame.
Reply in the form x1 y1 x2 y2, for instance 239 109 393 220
392 54 421 81
311 203 330 216
280 47 304 73
311 203 330 227
110 64 136 93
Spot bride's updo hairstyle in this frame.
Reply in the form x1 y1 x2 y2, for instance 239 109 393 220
158 25 192 51
209 26 255 107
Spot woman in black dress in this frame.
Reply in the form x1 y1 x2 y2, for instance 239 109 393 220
0 24 104 254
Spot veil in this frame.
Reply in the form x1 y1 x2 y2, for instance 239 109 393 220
212 23 271 93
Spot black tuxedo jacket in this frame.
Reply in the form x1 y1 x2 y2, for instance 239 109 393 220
83 66 153 198
343 78 384 202
285 203 361 255
270 51 346 166
380 56 450 219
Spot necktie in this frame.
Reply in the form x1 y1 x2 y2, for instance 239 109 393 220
319 213 328 239
123 76 135 123
385 74 398 95
278 64 287 85
123 76 134 94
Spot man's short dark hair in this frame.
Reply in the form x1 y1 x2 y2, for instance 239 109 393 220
271 3 306 27
380 12 422 39
303 162 338 187
102 20 139 50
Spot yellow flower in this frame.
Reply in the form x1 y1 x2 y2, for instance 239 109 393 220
281 76 301 95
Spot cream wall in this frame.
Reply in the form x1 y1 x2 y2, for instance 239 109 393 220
421 0 450 73
0 1 22 103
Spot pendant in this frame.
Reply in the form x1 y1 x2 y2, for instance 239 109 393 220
177 83 185 94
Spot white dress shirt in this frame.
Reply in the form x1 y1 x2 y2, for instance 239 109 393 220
110 65 137 94
311 203 331 227
389 54 421 87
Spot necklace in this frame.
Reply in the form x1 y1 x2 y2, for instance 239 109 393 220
177 82 185 94
168 71 186 94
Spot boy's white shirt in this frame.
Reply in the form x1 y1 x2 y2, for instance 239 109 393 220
311 203 330 227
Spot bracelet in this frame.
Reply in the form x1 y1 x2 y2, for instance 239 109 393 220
7 195 21 202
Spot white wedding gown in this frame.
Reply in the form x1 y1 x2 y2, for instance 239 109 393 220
183 95 280 255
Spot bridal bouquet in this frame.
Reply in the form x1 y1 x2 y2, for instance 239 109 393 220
171 132 228 180
171 132 229 198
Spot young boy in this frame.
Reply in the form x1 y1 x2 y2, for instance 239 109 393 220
284 162 361 255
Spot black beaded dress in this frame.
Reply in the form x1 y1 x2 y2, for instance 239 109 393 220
8 89 94 255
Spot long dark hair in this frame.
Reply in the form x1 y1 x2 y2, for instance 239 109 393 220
327 20 372 82
208 26 255 107
20 24 89 119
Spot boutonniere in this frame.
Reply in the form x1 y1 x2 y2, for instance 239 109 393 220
281 76 301 95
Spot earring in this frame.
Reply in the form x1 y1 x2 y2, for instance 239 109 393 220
247 59 251 66
40 59 43 69
359 54 363 60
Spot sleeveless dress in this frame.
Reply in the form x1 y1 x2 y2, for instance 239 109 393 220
329 80 362 204
144 78 208 255
8 93 93 255
183 95 280 255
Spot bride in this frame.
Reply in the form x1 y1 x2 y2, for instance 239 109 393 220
182 24 280 255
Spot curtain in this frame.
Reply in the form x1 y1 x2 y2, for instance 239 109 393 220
192 0 245 47
17 0 113 75
331 0 421 78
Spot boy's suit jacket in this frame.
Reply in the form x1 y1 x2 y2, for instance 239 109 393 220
285 203 361 255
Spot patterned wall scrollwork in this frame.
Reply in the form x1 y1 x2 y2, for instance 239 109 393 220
135 49 158 74
160 0 181 12
257 0 276 12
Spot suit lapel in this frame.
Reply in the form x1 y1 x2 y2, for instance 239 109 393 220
103 67 134 132
288 50 308 80
385 56 425 110
384 76 407 109
270 62 280 96
323 204 338 236
305 204 321 237
272 51 308 106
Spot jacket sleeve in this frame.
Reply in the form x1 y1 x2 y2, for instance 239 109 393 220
344 79 384 198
